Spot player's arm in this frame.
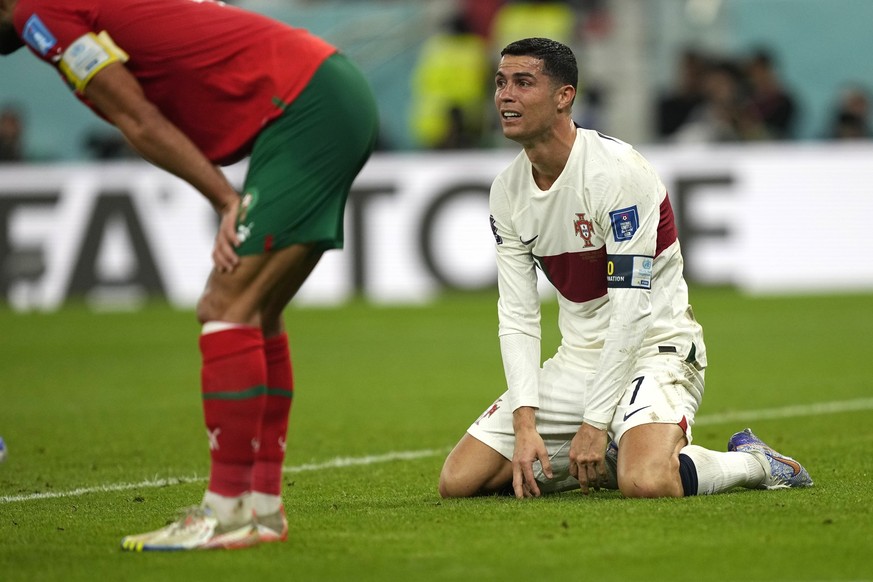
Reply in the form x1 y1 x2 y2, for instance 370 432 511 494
74 45 240 272
490 180 552 497
569 151 660 492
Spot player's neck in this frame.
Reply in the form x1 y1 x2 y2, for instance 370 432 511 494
525 120 577 190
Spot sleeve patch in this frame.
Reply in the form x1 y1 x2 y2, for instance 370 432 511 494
59 31 129 91
609 205 639 242
490 214 504 245
22 14 57 56
606 254 653 289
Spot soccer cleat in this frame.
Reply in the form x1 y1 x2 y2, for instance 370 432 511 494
727 428 813 489
255 505 288 543
120 506 259 552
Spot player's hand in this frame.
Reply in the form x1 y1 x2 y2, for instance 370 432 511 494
213 197 241 273
511 426 552 499
569 423 609 495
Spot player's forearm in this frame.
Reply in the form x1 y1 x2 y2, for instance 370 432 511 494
117 109 238 211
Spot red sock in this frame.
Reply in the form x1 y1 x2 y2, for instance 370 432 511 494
200 326 267 497
252 332 294 496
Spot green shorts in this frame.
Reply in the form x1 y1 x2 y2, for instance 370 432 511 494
236 53 379 255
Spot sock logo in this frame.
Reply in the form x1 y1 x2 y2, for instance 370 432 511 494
206 427 221 450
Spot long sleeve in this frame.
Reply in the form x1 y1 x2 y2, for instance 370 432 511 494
491 177 542 411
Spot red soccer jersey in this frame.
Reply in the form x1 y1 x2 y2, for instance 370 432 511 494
13 0 336 164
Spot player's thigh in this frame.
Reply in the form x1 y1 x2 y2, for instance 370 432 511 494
197 243 319 326
609 355 703 446
439 433 513 498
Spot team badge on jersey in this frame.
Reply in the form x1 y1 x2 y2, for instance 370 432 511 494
573 213 595 247
609 206 639 242
22 14 56 56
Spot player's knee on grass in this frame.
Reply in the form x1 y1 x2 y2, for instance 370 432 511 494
618 455 684 498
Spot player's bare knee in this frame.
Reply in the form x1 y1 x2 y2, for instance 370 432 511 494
618 465 683 498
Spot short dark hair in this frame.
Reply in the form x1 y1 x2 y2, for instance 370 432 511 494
501 37 578 90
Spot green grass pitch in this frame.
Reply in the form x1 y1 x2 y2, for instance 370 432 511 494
1 288 871 581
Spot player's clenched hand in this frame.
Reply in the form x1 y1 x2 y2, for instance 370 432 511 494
213 197 241 273
569 423 608 495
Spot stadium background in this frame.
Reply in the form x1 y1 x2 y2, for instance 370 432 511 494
2 0 873 311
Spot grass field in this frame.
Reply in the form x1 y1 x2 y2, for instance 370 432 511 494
1 288 871 581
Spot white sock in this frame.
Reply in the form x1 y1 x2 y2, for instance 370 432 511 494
681 444 765 494
251 492 283 517
203 490 253 526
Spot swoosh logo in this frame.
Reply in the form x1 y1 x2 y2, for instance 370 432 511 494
774 455 802 476
520 235 539 245
623 405 651 421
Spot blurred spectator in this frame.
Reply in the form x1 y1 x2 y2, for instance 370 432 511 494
671 58 764 143
744 48 797 140
826 84 871 140
0 105 24 162
410 14 490 149
656 48 708 139
490 0 577 53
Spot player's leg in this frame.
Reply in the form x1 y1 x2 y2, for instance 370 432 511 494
251 245 324 542
616 423 686 497
611 355 774 497
439 433 514 498
202 246 327 517
120 248 323 552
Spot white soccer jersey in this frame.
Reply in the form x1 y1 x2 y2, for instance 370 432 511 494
490 128 706 429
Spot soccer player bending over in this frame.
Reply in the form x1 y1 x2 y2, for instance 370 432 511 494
439 38 812 500
1 0 378 549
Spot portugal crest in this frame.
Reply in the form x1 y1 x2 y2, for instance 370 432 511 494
573 213 595 247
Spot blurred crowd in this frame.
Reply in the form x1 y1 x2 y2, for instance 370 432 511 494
408 0 873 150
2 0 871 161
656 47 871 144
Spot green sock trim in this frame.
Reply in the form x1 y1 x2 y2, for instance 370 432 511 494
202 385 267 401
266 388 293 399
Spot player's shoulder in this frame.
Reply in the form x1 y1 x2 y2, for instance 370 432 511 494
579 129 658 181
492 149 529 192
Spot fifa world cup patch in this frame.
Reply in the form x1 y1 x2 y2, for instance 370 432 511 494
606 254 653 289
22 14 57 56
609 206 639 242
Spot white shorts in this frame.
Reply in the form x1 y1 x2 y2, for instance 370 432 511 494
466 353 704 492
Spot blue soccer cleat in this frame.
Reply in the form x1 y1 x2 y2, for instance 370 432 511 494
728 428 813 489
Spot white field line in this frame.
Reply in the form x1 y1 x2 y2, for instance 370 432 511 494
2 397 872 505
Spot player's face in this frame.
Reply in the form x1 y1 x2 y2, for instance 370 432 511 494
494 55 564 145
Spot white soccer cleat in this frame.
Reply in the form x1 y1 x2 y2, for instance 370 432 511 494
120 506 259 552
